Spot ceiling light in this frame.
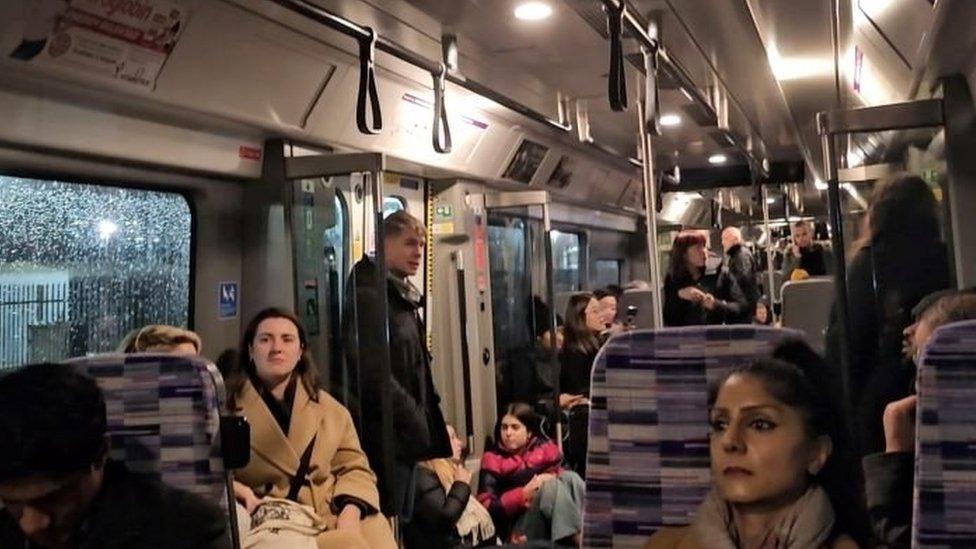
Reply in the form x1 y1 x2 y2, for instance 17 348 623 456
766 197 777 204
660 113 682 127
514 2 552 21
815 179 829 191
708 153 727 165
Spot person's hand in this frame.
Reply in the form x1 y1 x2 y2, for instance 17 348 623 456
233 480 261 515
559 393 586 409
883 395 918 453
522 473 555 502
791 244 802 258
510 533 528 544
678 287 706 303
701 293 716 311
453 463 473 485
336 504 362 534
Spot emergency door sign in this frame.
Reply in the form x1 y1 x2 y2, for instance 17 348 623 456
218 281 238 320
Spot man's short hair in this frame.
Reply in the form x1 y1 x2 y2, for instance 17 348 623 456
793 220 811 230
383 210 425 239
0 363 107 482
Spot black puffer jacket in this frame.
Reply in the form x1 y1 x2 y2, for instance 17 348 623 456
343 256 452 510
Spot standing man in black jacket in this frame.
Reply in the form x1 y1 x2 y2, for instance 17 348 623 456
713 226 761 324
0 363 230 549
345 210 452 520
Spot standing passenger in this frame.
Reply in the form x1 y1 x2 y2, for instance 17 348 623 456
663 232 714 326
228 308 395 549
827 175 950 454
345 210 452 518
713 227 760 325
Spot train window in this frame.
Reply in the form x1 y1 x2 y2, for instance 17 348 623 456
594 259 622 288
383 195 407 218
0 175 192 370
551 230 582 293
488 217 532 409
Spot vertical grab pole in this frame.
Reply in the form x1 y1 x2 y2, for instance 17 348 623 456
541 198 562 449
636 96 664 328
452 251 476 452
761 186 778 323
367 170 396 517
818 114 853 408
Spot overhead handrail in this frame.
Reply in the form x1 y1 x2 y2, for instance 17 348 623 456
431 63 452 154
606 1 628 111
356 27 382 134
271 0 571 149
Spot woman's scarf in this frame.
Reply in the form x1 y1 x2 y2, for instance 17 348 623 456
688 486 835 549
421 459 496 544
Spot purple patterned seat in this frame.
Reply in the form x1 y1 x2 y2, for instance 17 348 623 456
583 326 802 548
914 320 976 547
65 353 239 548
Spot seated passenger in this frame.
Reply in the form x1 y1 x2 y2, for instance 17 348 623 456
783 220 828 278
227 308 395 549
663 231 716 326
477 403 584 545
117 324 202 355
647 343 872 548
0 363 230 549
594 288 626 335
405 424 496 549
559 293 605 400
864 293 976 548
558 294 603 475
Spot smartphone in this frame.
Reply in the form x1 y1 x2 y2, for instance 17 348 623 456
626 305 638 328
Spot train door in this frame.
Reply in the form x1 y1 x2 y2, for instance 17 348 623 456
480 191 562 437
427 181 497 457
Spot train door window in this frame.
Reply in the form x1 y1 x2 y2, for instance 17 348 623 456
594 259 622 288
383 195 406 218
323 193 347 295
487 216 532 409
0 175 192 370
550 230 582 293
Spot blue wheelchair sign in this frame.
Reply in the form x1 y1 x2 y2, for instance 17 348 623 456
218 281 238 319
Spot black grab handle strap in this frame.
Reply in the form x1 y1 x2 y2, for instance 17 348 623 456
356 27 382 135
607 2 627 112
287 435 317 501
431 63 452 154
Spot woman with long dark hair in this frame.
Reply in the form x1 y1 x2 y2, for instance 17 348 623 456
647 339 872 548
664 231 716 326
227 307 395 549
559 293 604 398
477 403 584 545
827 174 950 454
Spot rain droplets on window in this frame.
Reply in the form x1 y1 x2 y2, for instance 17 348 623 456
0 176 192 368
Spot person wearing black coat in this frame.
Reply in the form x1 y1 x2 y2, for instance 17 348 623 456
713 227 760 325
826 175 951 455
663 231 713 327
343 211 452 517
0 363 229 549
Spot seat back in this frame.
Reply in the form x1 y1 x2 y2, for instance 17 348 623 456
780 278 834 352
65 353 238 547
583 326 801 548
914 320 976 547
617 289 656 329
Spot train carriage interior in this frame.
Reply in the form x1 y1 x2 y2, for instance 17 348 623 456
2 0 976 547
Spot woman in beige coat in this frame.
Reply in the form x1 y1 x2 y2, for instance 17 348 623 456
229 307 395 549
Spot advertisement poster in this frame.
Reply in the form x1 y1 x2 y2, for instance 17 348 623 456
3 0 193 89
